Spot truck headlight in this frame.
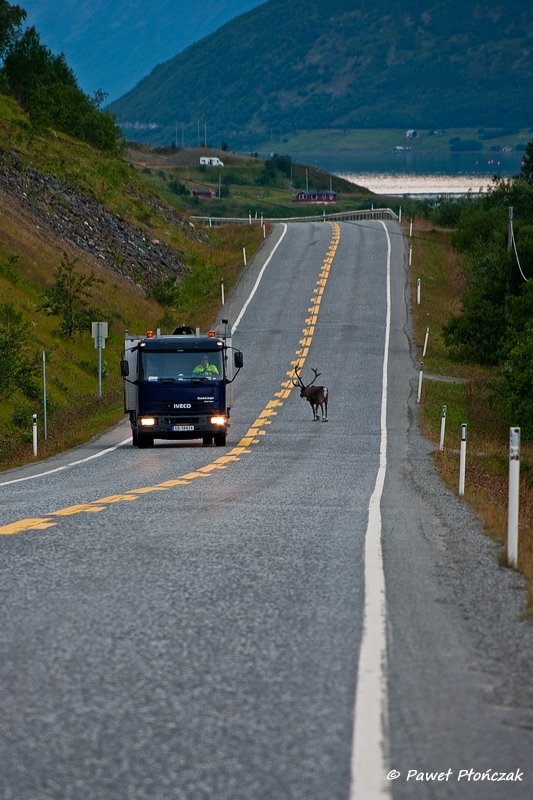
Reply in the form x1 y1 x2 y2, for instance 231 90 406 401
140 417 156 426
210 416 226 425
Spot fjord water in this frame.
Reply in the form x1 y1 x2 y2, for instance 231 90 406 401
292 150 524 196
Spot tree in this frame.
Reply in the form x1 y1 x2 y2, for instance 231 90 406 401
496 320 533 440
519 139 533 184
2 26 76 108
41 254 102 339
1 23 122 152
0 0 25 61
0 301 40 401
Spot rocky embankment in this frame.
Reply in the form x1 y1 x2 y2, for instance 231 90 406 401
0 148 189 287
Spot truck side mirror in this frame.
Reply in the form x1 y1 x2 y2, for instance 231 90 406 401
234 351 243 369
120 360 129 377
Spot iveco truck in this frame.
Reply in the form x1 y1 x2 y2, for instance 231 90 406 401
120 325 243 448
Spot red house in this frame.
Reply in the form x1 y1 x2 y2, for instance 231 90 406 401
193 189 214 198
292 190 337 204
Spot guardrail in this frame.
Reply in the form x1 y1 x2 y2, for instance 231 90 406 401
190 208 399 227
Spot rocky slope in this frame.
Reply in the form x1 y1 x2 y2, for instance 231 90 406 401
0 148 186 288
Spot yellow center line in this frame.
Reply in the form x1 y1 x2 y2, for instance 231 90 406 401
0 223 341 537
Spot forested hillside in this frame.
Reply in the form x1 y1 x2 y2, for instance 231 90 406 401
108 0 533 148
20 0 266 102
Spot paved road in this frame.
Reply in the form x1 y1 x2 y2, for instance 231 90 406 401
1 221 532 800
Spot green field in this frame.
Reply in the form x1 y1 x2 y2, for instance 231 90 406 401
252 127 533 155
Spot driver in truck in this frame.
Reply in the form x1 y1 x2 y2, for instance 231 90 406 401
193 354 219 377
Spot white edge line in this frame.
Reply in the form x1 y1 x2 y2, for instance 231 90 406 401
231 223 287 335
350 220 392 799
0 438 132 487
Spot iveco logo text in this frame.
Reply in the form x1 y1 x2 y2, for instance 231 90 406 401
173 403 192 409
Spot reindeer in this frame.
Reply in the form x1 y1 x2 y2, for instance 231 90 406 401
293 366 329 421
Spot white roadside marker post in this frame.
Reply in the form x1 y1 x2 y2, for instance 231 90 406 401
242 244 247 266
91 322 108 400
409 245 413 266
32 413 38 456
507 427 521 568
417 361 424 403
417 277 421 304
409 218 413 237
399 206 402 223
221 278 225 306
439 405 447 451
459 424 467 496
42 350 48 440
423 326 429 357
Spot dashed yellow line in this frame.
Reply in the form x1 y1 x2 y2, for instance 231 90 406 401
0 224 341 537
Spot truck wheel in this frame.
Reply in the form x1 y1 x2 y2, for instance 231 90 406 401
137 434 154 448
214 431 226 447
202 435 213 445
132 429 138 447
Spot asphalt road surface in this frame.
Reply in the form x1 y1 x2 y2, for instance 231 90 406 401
1 221 532 800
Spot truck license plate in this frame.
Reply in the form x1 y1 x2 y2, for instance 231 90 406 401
172 425 195 432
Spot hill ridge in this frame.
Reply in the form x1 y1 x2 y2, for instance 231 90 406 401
108 0 533 149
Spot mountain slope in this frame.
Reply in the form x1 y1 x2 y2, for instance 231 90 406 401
21 0 267 102
108 0 533 147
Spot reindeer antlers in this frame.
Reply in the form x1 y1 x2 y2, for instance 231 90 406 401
293 365 304 388
293 366 321 387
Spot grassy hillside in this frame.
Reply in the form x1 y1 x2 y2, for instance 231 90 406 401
125 144 387 219
108 0 533 148
0 95 264 469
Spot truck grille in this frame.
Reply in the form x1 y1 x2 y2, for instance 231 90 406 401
163 417 200 425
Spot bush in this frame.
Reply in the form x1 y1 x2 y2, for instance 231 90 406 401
450 140 482 152
496 321 533 439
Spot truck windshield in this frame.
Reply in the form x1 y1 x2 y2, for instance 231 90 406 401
140 351 223 381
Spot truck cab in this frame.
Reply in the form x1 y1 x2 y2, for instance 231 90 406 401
121 327 242 448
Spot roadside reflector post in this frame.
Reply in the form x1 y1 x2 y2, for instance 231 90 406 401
42 350 48 441
507 427 521 568
91 321 108 400
32 413 38 456
261 213 263 227
439 405 447 451
409 245 413 266
263 224 266 238
248 211 252 225
399 206 402 223
423 326 430 357
417 277 421 304
459 423 467 496
417 361 424 403
242 244 247 266
409 217 413 237
221 278 225 306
